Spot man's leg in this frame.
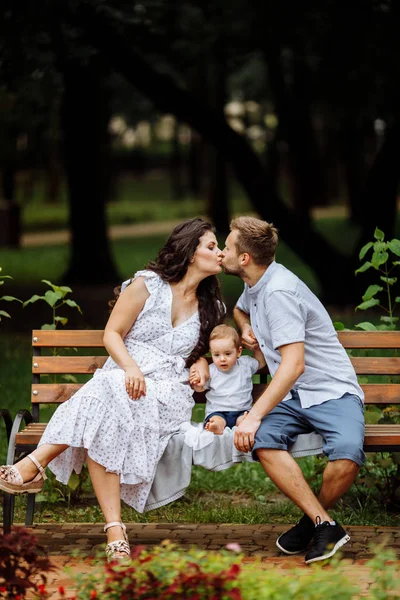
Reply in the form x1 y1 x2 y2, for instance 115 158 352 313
257 448 331 522
318 459 359 508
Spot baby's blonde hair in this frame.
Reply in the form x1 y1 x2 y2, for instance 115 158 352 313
209 324 241 350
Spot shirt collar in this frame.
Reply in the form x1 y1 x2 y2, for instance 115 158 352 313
247 260 277 295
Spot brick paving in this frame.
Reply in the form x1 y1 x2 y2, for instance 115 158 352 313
12 522 399 598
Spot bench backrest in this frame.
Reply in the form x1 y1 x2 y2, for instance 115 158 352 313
30 329 400 421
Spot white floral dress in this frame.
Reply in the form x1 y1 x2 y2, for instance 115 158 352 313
39 270 199 512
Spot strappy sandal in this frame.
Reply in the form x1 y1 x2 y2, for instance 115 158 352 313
104 521 131 562
0 454 47 495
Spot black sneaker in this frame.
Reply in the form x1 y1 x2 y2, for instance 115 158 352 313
276 514 315 554
305 517 350 564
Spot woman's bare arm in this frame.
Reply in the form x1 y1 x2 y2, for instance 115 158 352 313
103 277 150 399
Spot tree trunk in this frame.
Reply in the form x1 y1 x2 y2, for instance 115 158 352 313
61 59 120 284
207 6 230 235
169 120 185 200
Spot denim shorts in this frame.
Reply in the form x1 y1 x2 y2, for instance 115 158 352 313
204 410 247 429
252 391 365 466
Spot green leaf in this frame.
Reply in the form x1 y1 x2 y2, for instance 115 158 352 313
54 316 68 326
67 472 80 491
41 279 58 291
373 241 387 253
376 323 397 330
355 299 380 311
355 261 372 274
65 299 82 313
44 290 63 307
62 374 78 383
362 285 383 301
0 310 11 318
59 285 73 294
371 251 389 269
380 276 397 285
380 316 399 323
0 295 22 303
41 323 56 330
359 242 373 260
355 322 377 331
395 297 400 303
23 294 44 307
393 261 400 266
387 239 400 257
0 275 13 280
333 321 345 330
374 227 385 241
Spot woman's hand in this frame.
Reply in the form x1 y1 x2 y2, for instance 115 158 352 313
241 323 259 351
125 365 146 400
189 357 210 387
189 368 201 386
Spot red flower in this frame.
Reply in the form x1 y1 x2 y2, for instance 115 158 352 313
37 584 46 593
58 585 65 596
90 591 98 599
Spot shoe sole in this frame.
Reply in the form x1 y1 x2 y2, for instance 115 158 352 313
276 536 308 555
0 480 43 495
305 534 351 564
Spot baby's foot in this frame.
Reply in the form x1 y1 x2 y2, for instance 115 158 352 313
205 417 226 435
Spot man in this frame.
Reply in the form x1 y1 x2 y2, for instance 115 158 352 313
221 216 365 564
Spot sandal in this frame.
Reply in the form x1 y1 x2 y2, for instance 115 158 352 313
104 521 131 562
0 454 47 495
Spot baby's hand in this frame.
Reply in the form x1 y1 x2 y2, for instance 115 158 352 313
189 369 201 386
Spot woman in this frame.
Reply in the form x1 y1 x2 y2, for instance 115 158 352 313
0 218 224 560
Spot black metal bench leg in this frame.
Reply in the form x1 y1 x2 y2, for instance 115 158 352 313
25 494 36 526
3 493 15 534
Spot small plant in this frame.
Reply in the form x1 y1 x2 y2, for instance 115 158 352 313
23 279 82 330
335 227 400 510
353 227 400 331
0 527 54 598
0 266 22 322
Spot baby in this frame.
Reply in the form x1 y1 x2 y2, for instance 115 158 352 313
190 324 266 434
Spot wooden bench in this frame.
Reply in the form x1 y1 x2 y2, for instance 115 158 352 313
1 328 400 533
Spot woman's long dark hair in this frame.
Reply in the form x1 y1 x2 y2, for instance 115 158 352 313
111 218 225 367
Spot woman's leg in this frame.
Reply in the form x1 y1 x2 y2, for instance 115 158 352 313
0 444 68 482
86 456 126 547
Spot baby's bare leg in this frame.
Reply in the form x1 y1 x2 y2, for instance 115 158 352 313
205 416 226 434
235 411 249 426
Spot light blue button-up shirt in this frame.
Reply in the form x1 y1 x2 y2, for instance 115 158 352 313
236 261 364 408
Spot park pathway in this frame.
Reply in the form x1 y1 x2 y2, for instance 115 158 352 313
19 522 400 598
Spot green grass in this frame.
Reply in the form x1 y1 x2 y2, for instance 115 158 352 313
20 175 253 232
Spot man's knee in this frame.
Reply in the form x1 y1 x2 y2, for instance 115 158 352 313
327 437 365 467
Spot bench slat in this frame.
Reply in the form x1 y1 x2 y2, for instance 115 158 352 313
32 356 108 374
338 330 400 348
16 423 400 448
31 383 84 403
29 382 400 405
32 330 105 347
351 357 400 375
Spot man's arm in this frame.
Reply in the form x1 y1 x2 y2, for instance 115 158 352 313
233 307 259 351
234 342 305 452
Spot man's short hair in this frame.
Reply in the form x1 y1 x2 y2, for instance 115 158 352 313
230 216 278 266
209 324 241 349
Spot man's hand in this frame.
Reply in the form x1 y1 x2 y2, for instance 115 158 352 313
234 412 262 453
241 323 259 351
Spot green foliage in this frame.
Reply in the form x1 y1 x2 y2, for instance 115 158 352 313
354 227 400 331
23 280 82 330
0 266 22 321
62 542 399 600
